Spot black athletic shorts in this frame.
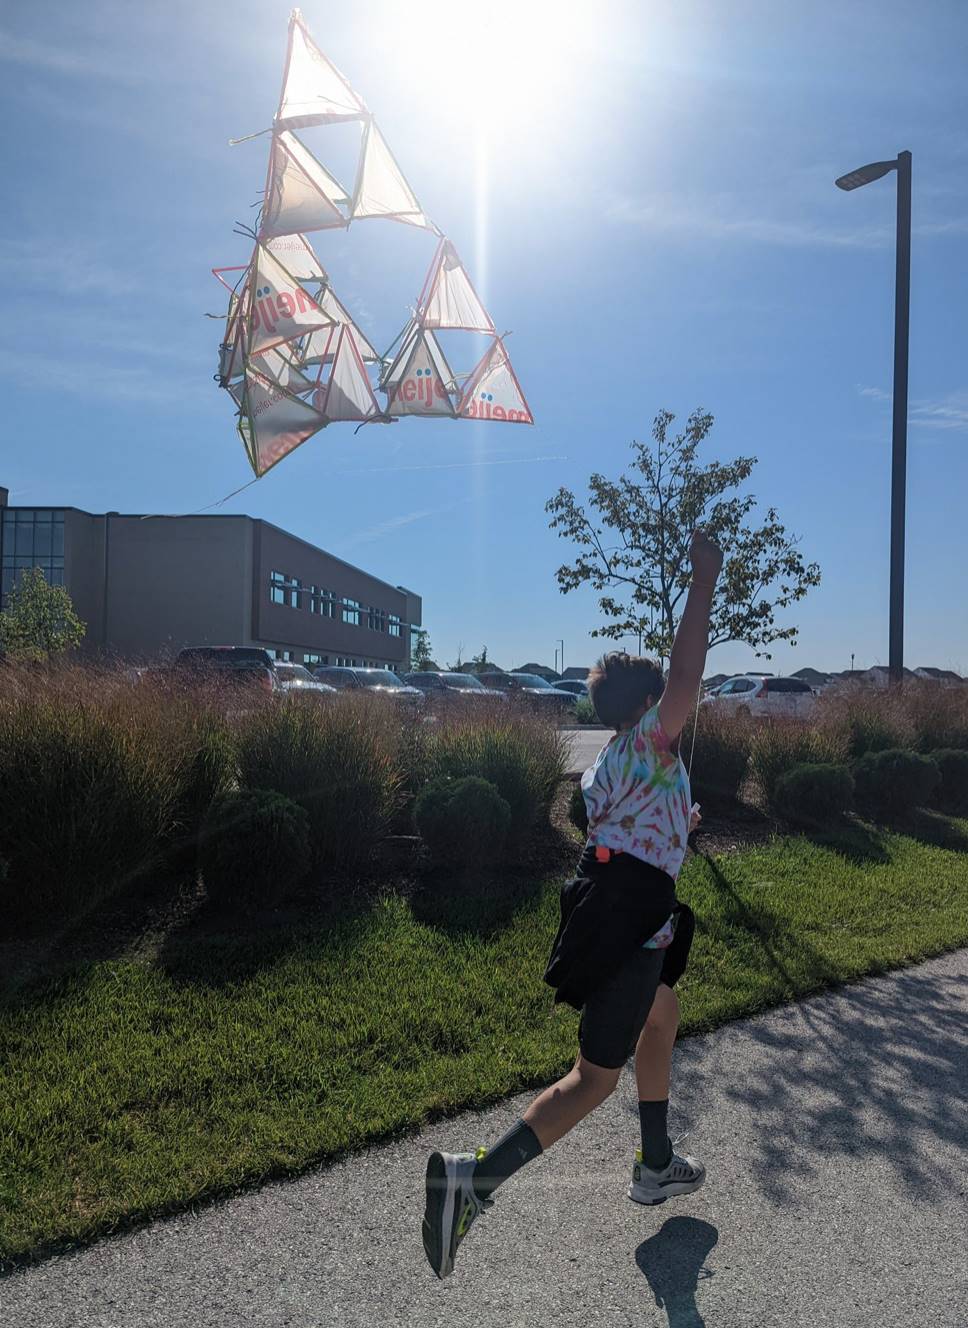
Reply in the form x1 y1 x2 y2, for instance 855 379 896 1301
577 902 696 1070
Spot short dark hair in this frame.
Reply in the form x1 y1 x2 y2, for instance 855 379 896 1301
587 652 665 729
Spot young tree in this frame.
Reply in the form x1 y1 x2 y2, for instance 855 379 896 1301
411 630 441 672
467 645 489 674
545 408 821 663
0 567 86 660
449 641 465 672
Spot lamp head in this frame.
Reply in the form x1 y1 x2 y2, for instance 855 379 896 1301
835 159 897 191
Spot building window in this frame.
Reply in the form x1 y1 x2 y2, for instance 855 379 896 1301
368 606 387 632
1 509 65 607
342 597 361 626
270 570 301 608
304 652 327 666
309 585 336 617
388 614 402 638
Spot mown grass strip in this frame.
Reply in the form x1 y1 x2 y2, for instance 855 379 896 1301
3 816 967 1269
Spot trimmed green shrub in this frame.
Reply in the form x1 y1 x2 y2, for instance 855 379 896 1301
164 706 236 868
851 748 941 819
568 781 589 834
929 748 968 815
235 694 404 874
573 697 597 725
199 789 310 913
749 719 849 811
680 706 750 810
413 775 511 868
431 712 566 841
774 763 855 829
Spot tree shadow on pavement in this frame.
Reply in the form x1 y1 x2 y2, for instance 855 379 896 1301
635 1216 719 1327
661 956 967 1214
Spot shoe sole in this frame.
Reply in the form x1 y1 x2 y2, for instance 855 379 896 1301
628 1173 705 1206
423 1152 456 1279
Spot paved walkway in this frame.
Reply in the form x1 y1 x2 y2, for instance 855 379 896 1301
3 950 966 1328
563 727 608 777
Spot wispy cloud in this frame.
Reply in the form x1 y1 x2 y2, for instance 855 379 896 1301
609 193 968 251
0 29 139 84
339 505 452 551
607 195 892 250
856 384 968 433
0 238 140 298
336 454 567 475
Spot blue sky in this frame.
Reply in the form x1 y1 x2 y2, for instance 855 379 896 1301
1 0 966 676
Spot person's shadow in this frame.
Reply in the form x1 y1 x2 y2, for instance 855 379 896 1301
635 1217 719 1327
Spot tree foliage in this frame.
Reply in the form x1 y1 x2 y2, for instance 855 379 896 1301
545 409 821 662
411 630 438 672
0 567 86 660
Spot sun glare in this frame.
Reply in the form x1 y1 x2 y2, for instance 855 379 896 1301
382 0 601 141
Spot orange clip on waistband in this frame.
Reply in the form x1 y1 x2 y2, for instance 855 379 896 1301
594 845 610 863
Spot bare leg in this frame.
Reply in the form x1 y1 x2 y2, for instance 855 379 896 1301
522 1053 622 1151
634 982 680 1100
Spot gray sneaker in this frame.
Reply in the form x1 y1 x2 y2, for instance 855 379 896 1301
628 1145 706 1205
422 1147 493 1278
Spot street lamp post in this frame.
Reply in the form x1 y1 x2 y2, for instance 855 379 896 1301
836 150 911 687
556 639 565 675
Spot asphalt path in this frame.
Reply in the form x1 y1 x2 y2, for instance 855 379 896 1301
564 727 609 777
3 948 966 1328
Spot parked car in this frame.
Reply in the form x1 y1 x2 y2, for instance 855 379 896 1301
272 662 337 697
477 671 577 714
311 666 425 705
171 646 279 694
701 674 817 720
402 671 507 701
554 679 589 697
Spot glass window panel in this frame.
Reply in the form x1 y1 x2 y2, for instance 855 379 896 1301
52 523 64 556
15 524 33 556
49 567 64 586
34 523 52 557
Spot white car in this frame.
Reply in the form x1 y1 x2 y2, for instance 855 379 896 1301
702 674 817 720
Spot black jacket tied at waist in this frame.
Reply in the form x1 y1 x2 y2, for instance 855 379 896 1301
543 843 681 1012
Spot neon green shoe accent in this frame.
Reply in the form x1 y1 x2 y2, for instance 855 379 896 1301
635 1147 643 1164
455 1198 474 1239
475 1146 487 1162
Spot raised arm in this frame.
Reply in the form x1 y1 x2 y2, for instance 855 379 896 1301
658 529 723 740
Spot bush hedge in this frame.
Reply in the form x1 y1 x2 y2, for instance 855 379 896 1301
748 719 850 811
773 763 854 829
235 694 404 875
680 706 750 809
851 748 940 819
568 781 589 834
199 789 311 913
413 775 511 868
928 749 968 815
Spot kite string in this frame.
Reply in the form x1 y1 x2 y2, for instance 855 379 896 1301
138 477 260 521
685 679 702 778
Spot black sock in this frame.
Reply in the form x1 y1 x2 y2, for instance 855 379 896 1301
638 1099 672 1170
472 1118 543 1202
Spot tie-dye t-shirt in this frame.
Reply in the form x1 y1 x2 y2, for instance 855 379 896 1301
582 702 692 882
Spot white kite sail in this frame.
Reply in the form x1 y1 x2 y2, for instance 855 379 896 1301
418 240 495 332
214 8 531 478
317 326 381 421
300 285 381 365
238 364 328 477
264 232 327 284
457 338 533 423
385 328 456 417
246 242 334 355
275 9 367 127
261 131 348 237
351 119 433 230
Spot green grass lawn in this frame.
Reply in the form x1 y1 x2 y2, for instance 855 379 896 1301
2 812 967 1270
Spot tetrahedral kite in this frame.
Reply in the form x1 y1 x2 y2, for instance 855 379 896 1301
213 8 533 479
